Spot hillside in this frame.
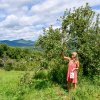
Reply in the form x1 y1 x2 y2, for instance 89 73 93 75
0 39 35 47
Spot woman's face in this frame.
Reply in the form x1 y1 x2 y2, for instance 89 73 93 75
71 52 77 58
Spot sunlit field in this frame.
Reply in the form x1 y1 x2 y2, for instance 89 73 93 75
0 70 99 100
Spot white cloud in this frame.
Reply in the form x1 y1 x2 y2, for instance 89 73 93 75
94 9 100 14
0 15 19 28
0 0 32 7
0 26 41 40
30 0 59 13
0 0 100 40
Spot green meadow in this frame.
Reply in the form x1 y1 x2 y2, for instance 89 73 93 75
0 70 100 100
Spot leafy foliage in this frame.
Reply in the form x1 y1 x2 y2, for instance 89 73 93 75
0 44 43 71
62 3 100 75
36 4 100 85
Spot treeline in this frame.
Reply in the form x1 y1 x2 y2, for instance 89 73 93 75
0 44 43 71
0 44 31 59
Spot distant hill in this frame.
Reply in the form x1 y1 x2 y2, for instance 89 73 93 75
0 39 35 47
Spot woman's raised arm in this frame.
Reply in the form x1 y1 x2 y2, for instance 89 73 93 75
61 52 71 61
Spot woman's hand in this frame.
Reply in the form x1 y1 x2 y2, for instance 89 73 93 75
61 51 70 61
72 68 78 72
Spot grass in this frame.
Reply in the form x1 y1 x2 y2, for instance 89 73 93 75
0 69 100 100
0 70 24 100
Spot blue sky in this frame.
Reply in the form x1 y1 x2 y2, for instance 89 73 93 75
0 0 100 41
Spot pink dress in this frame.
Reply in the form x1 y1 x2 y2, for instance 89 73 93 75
67 60 77 83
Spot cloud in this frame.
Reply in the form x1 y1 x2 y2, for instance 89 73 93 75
0 0 100 40
0 26 42 40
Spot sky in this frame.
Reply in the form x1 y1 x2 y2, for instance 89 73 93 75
0 0 100 41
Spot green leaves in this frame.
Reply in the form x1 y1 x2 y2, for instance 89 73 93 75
61 4 100 76
36 26 66 61
36 3 100 77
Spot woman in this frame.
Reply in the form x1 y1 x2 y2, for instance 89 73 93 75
62 52 79 91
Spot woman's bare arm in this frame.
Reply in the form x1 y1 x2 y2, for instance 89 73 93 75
72 61 79 71
76 61 79 69
64 56 71 61
75 61 80 69
61 52 71 61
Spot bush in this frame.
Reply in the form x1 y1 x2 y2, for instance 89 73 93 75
3 59 14 71
34 69 48 79
48 64 67 85
0 59 4 67
15 72 33 100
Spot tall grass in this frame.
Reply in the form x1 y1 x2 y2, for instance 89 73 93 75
0 70 99 100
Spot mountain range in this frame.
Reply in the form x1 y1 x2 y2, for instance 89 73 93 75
0 39 35 47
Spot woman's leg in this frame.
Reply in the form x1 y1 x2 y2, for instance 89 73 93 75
73 83 77 89
67 82 71 91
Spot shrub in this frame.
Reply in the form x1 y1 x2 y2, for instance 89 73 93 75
48 64 67 85
3 59 14 71
34 69 48 79
0 59 4 67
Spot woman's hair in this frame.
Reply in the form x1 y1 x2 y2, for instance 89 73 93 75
72 52 79 61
